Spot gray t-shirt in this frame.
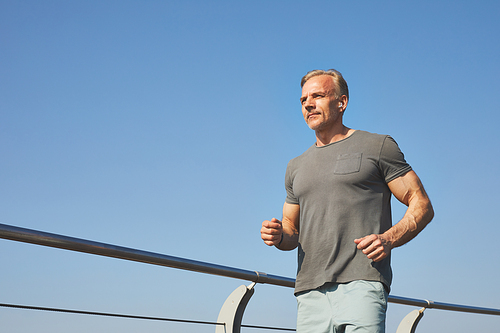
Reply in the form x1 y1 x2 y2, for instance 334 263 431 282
285 130 412 295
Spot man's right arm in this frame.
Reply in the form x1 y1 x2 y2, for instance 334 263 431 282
261 202 300 251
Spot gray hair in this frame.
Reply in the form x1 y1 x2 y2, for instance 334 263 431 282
300 69 349 101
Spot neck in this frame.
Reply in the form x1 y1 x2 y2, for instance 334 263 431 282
315 125 354 147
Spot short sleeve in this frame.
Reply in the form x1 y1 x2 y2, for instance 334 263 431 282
285 162 299 205
379 136 413 183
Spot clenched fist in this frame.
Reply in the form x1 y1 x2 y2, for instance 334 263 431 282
261 218 283 246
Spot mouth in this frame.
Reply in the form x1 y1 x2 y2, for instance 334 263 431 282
307 113 320 120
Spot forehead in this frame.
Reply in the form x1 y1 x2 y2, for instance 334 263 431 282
301 75 336 95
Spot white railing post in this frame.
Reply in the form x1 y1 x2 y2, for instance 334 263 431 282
215 282 256 333
396 308 425 333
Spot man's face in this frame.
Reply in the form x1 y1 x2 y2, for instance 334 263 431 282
300 75 342 132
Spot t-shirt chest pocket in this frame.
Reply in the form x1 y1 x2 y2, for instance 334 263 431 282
333 153 362 175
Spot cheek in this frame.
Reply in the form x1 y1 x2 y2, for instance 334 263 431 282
324 109 338 121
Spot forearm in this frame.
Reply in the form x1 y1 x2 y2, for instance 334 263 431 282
384 194 434 248
276 218 299 251
356 171 433 262
275 203 300 251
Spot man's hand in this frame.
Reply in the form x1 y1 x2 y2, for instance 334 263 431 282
354 234 392 262
261 218 283 246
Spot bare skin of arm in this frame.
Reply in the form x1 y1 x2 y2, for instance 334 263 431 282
354 170 434 262
261 202 300 251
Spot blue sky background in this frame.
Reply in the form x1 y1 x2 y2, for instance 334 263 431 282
1 1 499 332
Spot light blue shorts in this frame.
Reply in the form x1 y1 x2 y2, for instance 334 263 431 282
296 280 388 333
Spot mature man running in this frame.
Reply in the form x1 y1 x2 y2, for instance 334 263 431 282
261 69 434 333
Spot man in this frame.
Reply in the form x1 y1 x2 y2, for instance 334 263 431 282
261 69 434 333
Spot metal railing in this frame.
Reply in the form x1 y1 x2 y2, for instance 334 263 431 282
1 223 499 332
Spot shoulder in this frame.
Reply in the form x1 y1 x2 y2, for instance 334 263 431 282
287 143 316 168
352 130 389 142
343 130 392 152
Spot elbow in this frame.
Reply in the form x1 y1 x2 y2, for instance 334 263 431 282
426 201 435 224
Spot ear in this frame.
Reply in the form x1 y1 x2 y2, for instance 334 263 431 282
338 95 348 112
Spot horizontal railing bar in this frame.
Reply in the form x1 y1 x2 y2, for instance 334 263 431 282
1 302 297 331
1 223 499 317
0 302 224 326
0 223 294 288
388 295 500 315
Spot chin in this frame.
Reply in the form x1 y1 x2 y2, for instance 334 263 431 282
307 122 323 131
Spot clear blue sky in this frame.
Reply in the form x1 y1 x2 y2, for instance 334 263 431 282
1 1 499 332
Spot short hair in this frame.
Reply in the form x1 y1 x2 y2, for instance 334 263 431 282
300 69 349 101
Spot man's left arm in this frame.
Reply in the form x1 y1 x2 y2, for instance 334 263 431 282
354 170 434 262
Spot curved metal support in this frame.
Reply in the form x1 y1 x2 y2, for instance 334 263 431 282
396 307 425 333
216 282 256 333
